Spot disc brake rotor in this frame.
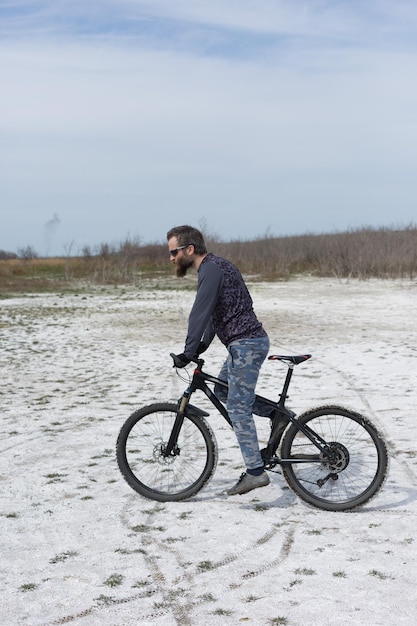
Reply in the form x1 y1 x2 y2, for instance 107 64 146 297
153 443 179 465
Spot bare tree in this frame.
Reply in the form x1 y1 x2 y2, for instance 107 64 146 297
18 245 38 260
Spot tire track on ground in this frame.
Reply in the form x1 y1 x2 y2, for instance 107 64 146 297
114 500 299 624
318 357 417 486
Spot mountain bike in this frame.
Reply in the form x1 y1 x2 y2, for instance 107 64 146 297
116 354 389 511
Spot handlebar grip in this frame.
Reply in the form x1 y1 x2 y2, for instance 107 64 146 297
170 353 204 367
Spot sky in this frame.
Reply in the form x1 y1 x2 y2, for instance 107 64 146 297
1 0 417 256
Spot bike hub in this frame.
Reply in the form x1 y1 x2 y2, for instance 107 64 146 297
320 442 350 473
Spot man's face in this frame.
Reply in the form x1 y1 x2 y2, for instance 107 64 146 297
168 237 193 277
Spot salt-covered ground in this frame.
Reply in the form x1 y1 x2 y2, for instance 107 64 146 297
1 277 416 625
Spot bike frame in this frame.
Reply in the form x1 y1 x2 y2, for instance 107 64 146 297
165 359 330 466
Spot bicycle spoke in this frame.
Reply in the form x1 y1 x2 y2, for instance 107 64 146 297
117 403 217 501
281 406 388 511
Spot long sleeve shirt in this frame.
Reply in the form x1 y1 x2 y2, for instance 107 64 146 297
183 253 267 360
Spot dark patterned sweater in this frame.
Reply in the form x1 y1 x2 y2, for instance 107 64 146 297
183 253 267 359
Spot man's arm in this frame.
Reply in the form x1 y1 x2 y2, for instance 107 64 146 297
183 261 223 360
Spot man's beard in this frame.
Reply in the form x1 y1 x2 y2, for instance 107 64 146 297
176 255 194 277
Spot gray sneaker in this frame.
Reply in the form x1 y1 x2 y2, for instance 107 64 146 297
227 471 270 496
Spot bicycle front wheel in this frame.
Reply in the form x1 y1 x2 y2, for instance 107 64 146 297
280 405 388 511
116 403 218 502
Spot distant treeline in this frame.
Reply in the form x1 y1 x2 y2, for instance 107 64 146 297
1 225 416 292
211 225 417 280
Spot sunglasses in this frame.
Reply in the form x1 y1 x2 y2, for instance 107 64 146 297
169 245 189 257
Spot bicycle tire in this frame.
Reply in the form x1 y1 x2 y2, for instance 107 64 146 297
280 405 388 511
116 403 218 502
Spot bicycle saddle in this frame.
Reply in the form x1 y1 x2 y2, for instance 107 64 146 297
268 354 312 365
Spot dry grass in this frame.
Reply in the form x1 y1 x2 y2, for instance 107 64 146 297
1 225 416 294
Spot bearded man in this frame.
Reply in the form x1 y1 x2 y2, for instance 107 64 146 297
167 224 271 496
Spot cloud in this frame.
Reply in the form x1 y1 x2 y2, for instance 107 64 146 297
2 34 415 159
3 1 417 53
1 0 417 254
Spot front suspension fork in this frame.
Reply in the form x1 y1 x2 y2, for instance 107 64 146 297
162 391 190 457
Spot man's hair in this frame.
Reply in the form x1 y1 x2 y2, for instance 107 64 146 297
166 225 207 255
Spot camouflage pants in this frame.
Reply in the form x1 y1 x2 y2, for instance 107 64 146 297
214 336 270 471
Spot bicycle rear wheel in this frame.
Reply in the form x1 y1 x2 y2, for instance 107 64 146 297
116 403 218 502
280 405 388 511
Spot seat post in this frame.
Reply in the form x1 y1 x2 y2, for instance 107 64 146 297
278 364 294 407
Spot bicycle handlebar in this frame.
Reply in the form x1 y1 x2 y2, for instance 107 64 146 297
170 353 205 369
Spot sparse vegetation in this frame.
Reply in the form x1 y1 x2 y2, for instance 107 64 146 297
212 607 234 616
199 592 217 602
19 582 38 592
95 594 114 605
294 567 317 576
244 594 262 602
49 550 78 564
44 473 67 483
115 548 147 555
131 524 166 533
368 569 394 580
197 560 215 572
103 573 124 587
1 225 416 293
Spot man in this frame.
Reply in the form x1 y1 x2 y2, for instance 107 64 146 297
167 225 271 496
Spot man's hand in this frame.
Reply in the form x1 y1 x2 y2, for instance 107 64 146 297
171 353 190 368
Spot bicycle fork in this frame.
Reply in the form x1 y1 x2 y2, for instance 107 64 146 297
161 390 191 458
162 368 225 458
